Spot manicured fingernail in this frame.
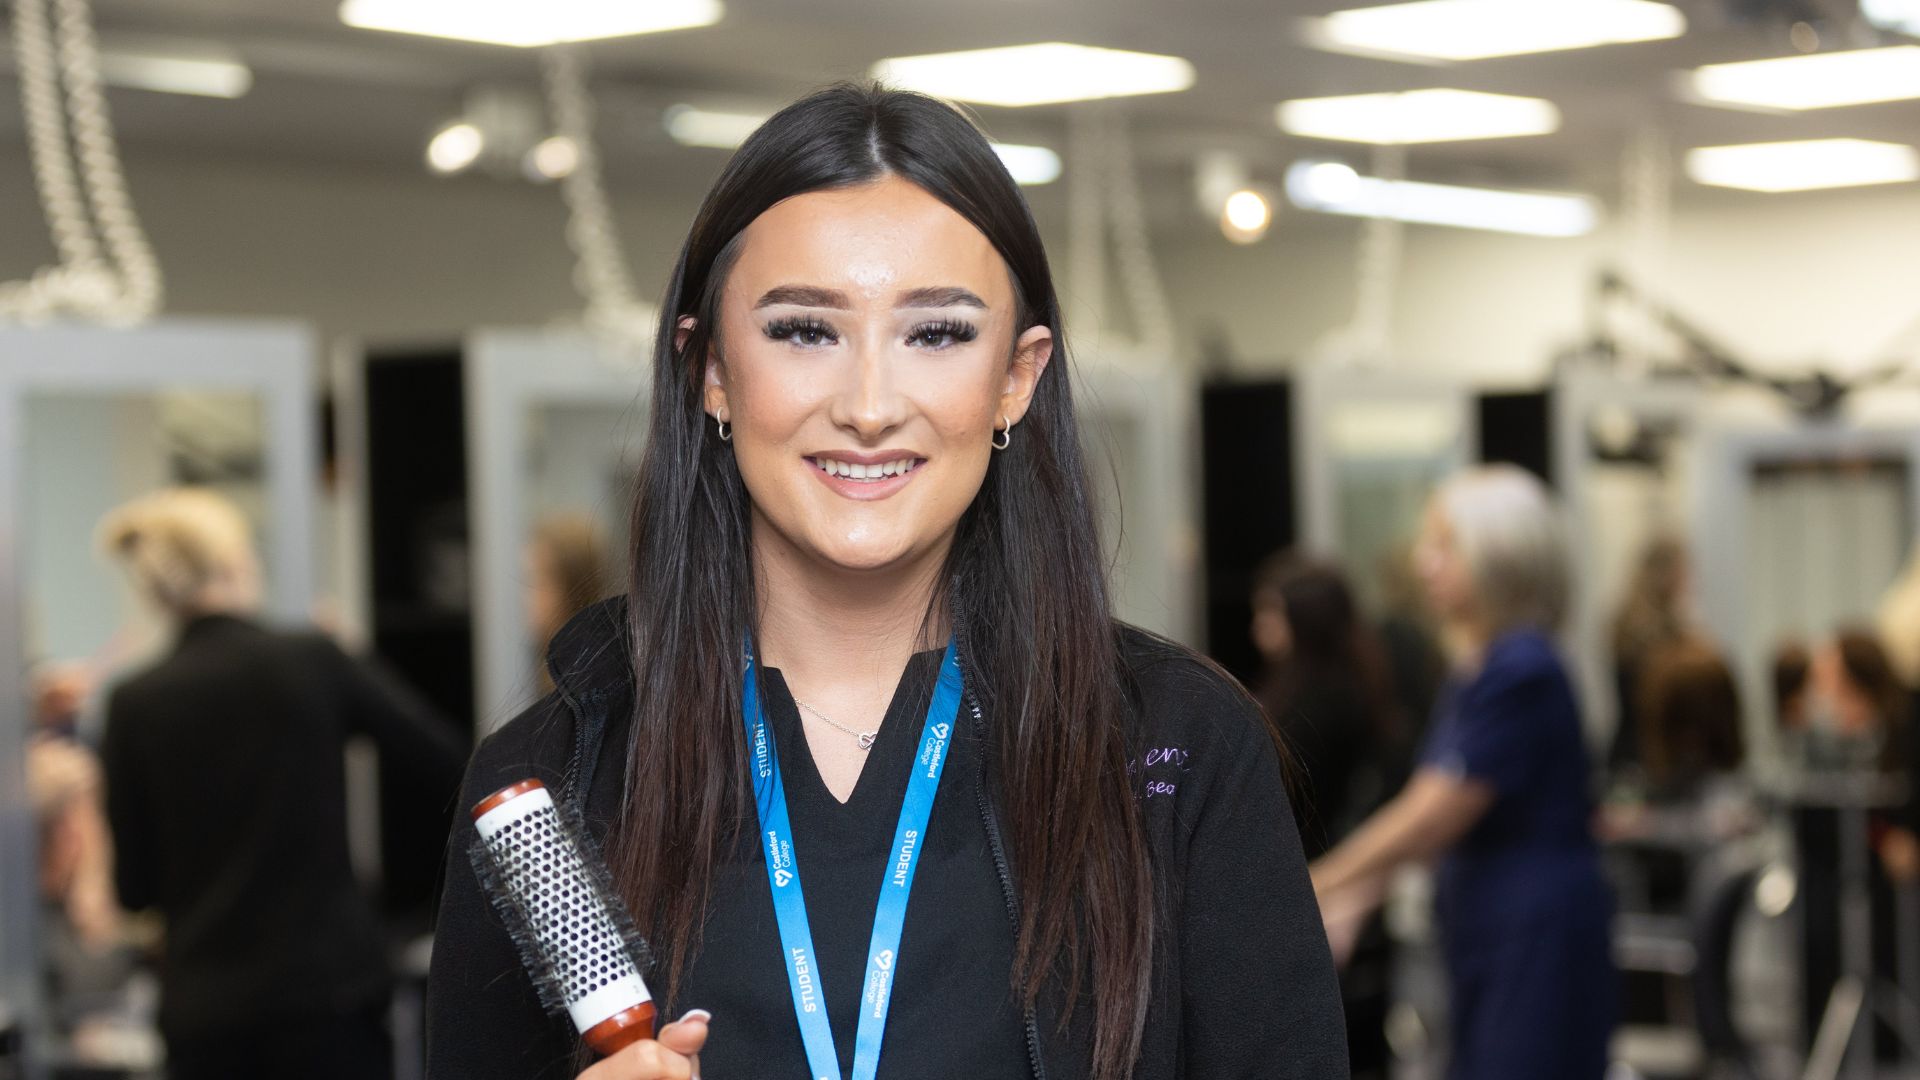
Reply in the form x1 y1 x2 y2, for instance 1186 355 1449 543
681 1009 712 1023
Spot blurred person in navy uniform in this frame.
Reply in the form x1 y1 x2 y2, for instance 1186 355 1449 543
96 488 466 1080
1250 551 1402 1079
1311 465 1616 1080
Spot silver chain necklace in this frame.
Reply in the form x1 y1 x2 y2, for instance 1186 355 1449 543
792 697 878 751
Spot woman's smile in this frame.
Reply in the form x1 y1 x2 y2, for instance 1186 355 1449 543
805 451 927 501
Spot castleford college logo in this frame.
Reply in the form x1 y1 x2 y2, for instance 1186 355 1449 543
774 868 793 888
874 949 894 971
932 722 949 740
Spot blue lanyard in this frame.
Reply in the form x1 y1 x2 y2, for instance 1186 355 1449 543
742 640 963 1080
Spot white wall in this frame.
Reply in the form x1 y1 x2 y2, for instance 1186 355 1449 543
5 147 1919 387
0 148 703 348
1164 182 1920 387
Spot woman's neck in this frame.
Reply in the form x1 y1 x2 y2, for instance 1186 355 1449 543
751 526 951 694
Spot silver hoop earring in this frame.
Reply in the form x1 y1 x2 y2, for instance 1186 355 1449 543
992 416 1011 451
716 416 732 442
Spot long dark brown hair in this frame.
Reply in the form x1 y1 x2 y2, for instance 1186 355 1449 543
610 83 1151 1077
1251 550 1398 743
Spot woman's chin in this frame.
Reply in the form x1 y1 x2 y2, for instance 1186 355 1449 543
805 531 937 576
815 546 919 575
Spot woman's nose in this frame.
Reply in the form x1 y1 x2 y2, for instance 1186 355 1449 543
830 342 910 439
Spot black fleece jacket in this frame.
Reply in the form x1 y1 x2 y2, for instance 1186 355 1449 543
427 599 1347 1079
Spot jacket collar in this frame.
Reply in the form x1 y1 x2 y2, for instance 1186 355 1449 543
177 611 256 644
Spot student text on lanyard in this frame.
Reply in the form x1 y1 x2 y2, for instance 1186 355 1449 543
742 640 963 1080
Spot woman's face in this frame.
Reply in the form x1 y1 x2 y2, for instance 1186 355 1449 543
1250 598 1293 665
1415 501 1477 625
699 175 1053 577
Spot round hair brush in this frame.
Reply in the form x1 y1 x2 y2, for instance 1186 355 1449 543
469 779 657 1055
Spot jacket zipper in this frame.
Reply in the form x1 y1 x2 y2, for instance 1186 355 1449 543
967 686 1048 1080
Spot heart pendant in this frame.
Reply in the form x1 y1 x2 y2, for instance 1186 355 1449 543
857 732 877 751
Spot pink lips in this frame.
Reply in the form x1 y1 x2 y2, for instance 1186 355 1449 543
805 454 924 502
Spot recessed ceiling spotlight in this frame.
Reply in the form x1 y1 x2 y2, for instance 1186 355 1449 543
524 135 580 182
1685 139 1920 192
340 0 723 47
1304 0 1685 62
426 122 484 175
871 43 1195 107
1688 46 1920 111
1277 88 1560 144
1220 189 1275 244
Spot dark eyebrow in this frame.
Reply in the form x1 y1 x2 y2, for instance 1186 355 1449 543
896 286 987 309
754 285 851 310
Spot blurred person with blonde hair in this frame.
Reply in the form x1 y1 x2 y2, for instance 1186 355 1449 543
1312 465 1615 1080
96 487 465 1080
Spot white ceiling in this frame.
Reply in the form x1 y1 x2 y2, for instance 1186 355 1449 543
3 0 1919 217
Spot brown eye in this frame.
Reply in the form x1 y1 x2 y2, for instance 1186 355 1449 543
906 319 978 350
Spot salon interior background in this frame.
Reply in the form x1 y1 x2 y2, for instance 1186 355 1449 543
3 1 1918 380
6 0 1920 1077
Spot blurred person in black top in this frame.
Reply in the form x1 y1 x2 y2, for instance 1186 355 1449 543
1250 551 1401 1079
97 487 466 1080
1250 551 1400 859
1779 630 1914 1061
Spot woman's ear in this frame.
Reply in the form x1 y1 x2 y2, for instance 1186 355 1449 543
683 316 729 422
998 324 1055 427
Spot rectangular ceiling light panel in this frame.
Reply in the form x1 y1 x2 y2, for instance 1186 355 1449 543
339 0 723 46
1277 88 1560 143
1685 139 1920 192
1308 0 1685 61
665 104 1060 185
1689 46 1920 110
1285 160 1598 236
1863 0 1920 34
99 51 253 98
871 43 1194 107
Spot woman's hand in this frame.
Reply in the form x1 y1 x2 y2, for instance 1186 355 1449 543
577 1012 710 1080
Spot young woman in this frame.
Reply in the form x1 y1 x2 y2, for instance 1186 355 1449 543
1310 466 1616 1080
426 84 1345 1080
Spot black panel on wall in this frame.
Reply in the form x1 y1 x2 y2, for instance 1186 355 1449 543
1200 379 1294 685
364 347 472 923
1477 390 1554 486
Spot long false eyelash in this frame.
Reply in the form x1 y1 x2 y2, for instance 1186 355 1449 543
762 315 838 345
907 318 979 348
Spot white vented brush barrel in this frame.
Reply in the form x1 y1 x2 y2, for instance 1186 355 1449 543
472 779 656 1054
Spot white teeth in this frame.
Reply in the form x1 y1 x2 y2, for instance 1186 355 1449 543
812 457 919 481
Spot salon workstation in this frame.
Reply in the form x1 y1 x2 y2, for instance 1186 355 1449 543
4 1 1920 1078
